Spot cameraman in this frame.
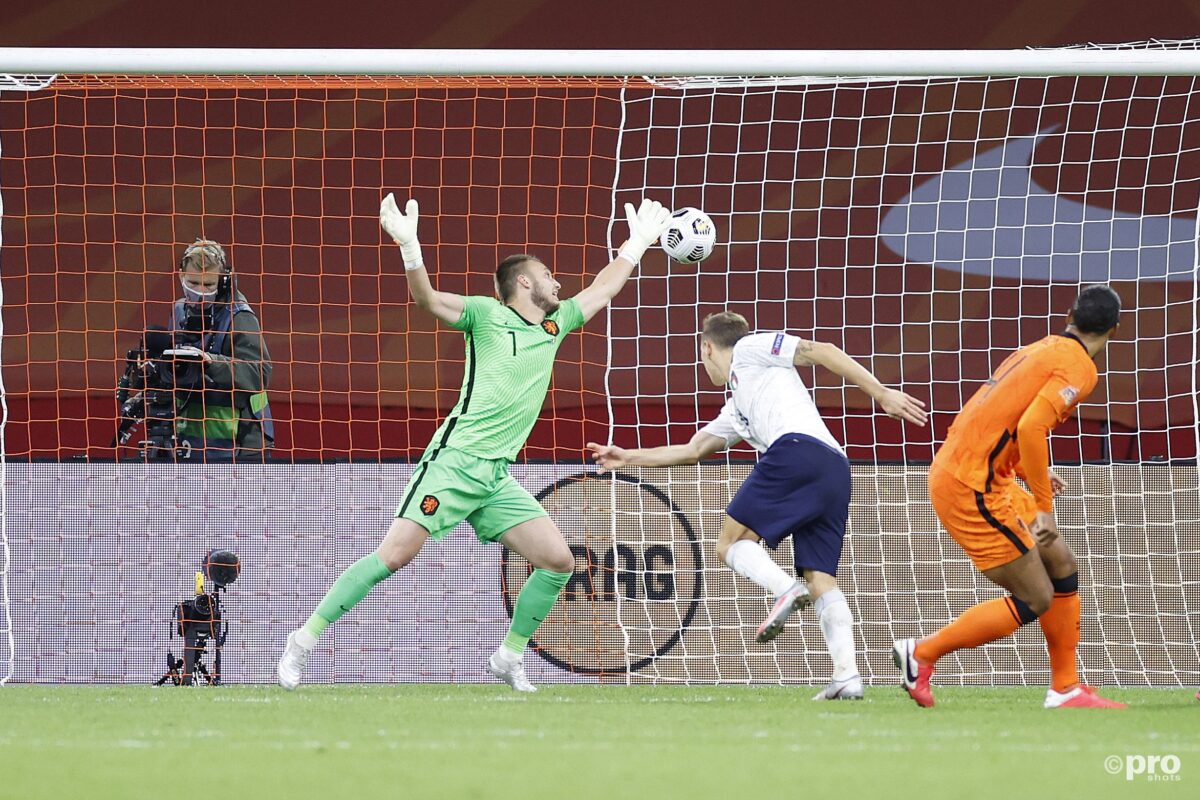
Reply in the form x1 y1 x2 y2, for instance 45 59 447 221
171 239 274 461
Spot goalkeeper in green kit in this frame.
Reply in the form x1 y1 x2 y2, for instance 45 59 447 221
278 194 671 691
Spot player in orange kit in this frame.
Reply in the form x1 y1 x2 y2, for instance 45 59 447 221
893 284 1126 709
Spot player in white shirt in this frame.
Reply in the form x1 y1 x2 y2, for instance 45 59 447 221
588 312 926 699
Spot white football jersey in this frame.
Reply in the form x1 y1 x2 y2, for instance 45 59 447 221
700 332 844 455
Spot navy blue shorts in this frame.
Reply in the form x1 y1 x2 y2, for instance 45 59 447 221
725 433 852 576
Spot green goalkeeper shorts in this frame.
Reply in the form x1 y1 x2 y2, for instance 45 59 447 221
395 446 548 542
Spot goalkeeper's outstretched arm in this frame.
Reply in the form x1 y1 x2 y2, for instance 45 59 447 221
574 199 672 322
379 194 465 325
792 339 928 426
587 431 727 472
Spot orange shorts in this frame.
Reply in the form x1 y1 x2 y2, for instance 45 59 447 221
927 464 1037 571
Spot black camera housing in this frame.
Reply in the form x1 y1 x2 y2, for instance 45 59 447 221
114 327 209 459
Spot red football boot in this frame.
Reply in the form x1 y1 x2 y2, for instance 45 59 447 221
892 638 935 708
1045 684 1127 709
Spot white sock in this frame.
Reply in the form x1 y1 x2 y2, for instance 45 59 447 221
724 540 796 597
492 646 521 664
814 587 859 681
294 628 317 650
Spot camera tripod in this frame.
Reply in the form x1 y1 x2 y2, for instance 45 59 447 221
154 585 229 686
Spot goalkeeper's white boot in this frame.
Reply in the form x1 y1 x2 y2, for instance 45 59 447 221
755 580 813 643
277 629 315 690
812 675 864 701
488 648 538 693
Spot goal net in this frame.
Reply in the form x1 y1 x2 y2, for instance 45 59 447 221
1 43 1197 686
605 48 1200 687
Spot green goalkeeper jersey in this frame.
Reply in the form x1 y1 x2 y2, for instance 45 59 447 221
423 294 586 462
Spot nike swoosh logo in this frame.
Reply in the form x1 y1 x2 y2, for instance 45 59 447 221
880 128 1196 282
906 659 918 684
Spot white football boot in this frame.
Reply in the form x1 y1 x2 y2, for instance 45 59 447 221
488 648 538 693
812 675 865 700
756 580 813 643
277 629 315 690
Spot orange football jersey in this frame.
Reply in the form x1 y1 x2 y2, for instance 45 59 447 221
933 334 1098 495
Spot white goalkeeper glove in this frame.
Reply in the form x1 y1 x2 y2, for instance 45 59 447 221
380 193 425 270
618 198 672 265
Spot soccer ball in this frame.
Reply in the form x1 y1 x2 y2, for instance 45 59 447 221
660 207 716 264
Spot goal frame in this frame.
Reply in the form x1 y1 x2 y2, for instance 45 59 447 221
1 45 1198 687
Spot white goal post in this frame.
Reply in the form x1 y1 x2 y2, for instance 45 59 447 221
0 43 1197 687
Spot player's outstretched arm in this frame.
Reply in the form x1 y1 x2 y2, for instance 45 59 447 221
794 339 928 426
587 431 726 473
574 199 672 323
379 193 465 326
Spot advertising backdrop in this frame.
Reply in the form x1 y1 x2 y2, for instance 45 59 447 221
7 462 1196 685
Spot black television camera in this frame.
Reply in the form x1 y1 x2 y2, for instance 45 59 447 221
113 324 209 459
155 550 240 687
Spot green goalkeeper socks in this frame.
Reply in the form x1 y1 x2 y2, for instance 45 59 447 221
502 568 571 654
302 552 394 639
302 556 566 652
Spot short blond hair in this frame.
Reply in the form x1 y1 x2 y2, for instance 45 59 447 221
702 311 750 349
180 239 228 273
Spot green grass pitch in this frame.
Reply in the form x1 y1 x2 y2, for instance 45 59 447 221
0 685 1195 799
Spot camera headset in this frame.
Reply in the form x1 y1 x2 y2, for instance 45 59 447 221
178 239 233 304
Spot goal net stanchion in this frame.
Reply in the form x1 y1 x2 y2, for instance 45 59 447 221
0 46 1197 686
